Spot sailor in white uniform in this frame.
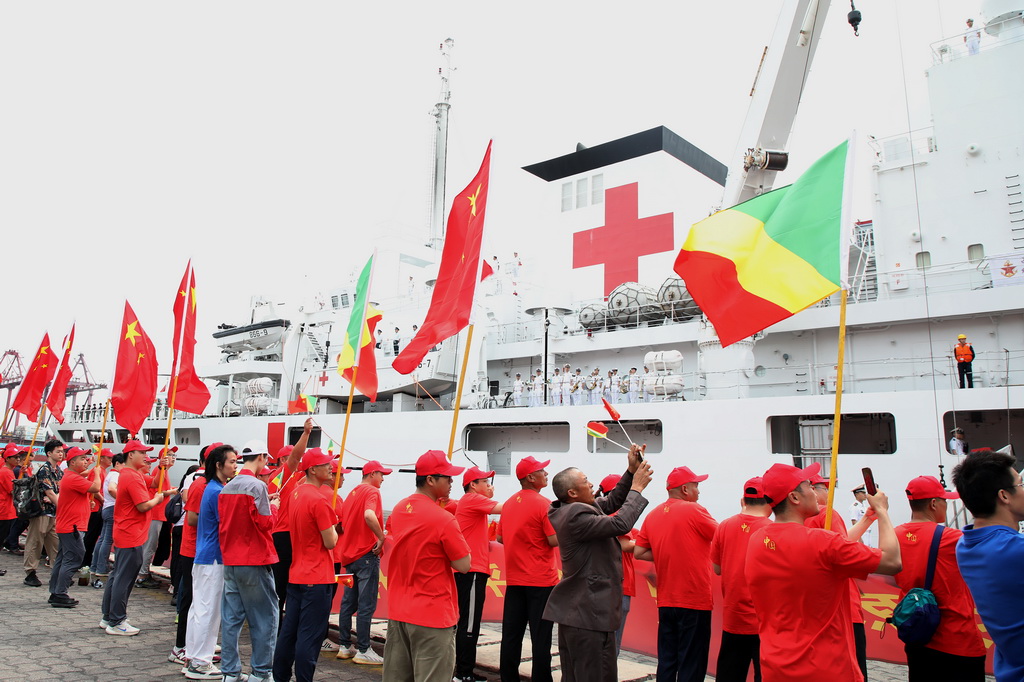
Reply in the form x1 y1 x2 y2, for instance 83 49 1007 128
530 369 545 407
550 367 562 406
626 367 641 404
512 373 524 407
849 486 878 548
560 364 573 406
641 365 652 402
570 368 583 406
588 369 603 405
603 370 615 404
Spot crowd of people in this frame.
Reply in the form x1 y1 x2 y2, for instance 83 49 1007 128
2 423 1022 682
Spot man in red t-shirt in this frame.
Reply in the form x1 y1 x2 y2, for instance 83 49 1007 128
101 440 178 636
745 463 901 682
48 447 101 607
80 447 111 579
497 456 558 682
272 447 339 682
453 466 504 682
381 450 470 682
336 459 392 664
710 476 772 682
894 475 986 680
0 443 23 553
137 445 176 588
270 419 313 614
634 466 718 682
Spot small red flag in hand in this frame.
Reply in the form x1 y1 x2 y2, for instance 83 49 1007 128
587 421 609 438
337 574 355 588
602 397 621 421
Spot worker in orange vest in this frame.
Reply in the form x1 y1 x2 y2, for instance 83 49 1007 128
954 334 975 388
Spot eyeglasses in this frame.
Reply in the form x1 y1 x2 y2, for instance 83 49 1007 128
1006 483 1024 491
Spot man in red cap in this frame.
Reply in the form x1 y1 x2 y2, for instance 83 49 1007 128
497 455 559 682
319 458 350 655
453 466 504 682
102 440 178 636
894 476 985 679
137 445 177 588
634 466 718 682
270 419 314 615
543 445 653 682
745 463 901 682
48 446 101 607
381 450 470 682
709 477 772 682
272 447 339 682
336 458 392 664
0 443 24 554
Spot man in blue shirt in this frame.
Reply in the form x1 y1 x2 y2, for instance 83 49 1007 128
953 448 1024 681
185 444 237 680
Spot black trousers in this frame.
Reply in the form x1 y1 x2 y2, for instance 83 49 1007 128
715 630 761 682
500 584 554 682
80 509 103 569
557 623 617 682
905 644 985 682
656 607 711 682
958 361 973 388
5 517 28 550
853 622 867 681
169 525 183 596
175 554 194 648
272 531 291 614
0 519 12 550
455 571 489 677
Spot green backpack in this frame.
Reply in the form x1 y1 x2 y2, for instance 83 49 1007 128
888 526 943 645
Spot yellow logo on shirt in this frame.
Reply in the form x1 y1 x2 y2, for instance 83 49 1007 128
405 503 413 513
741 523 750 533
905 532 917 543
516 495 522 503
763 536 776 551
662 505 671 514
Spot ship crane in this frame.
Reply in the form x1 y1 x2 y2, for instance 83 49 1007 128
0 350 26 433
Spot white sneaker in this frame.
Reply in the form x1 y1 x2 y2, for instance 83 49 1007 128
99 618 110 629
320 638 340 652
168 647 187 665
353 648 384 665
105 621 141 636
336 645 357 660
184 661 223 680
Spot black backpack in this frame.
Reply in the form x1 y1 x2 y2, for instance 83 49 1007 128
164 467 198 524
13 475 43 519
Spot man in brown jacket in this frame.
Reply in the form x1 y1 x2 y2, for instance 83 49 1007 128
543 445 652 682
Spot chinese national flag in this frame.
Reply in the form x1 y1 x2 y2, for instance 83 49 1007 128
45 324 77 424
111 301 159 436
11 333 58 421
393 141 492 374
170 263 211 414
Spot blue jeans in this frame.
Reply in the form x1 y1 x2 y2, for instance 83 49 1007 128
273 583 333 682
656 606 711 682
220 565 278 677
338 551 380 652
92 506 115 575
50 530 85 596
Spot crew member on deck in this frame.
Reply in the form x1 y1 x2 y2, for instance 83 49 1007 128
531 369 545 407
955 334 975 389
949 427 969 457
550 368 562 407
513 373 525 407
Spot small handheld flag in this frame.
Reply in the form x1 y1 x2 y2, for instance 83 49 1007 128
587 421 630 451
601 398 635 446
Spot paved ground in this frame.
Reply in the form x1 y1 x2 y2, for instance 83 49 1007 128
1 548 956 681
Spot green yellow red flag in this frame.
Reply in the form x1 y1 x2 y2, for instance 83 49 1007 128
674 140 850 346
337 254 382 402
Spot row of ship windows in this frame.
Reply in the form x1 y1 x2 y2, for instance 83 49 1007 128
915 243 985 269
561 174 604 212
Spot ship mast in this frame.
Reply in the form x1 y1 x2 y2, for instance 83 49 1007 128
427 38 455 252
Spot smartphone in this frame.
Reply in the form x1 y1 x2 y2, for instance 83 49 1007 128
862 467 877 495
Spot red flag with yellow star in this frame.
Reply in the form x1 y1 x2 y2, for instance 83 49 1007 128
170 263 211 414
11 333 59 421
111 301 159 435
45 324 77 424
393 141 492 374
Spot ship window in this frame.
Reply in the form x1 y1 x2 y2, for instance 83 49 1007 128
915 251 931 269
943 410 1024 460
288 426 321 448
175 428 200 446
967 243 984 264
576 178 589 209
87 430 113 444
116 430 130 443
339 293 349 308
587 420 662 454
768 414 897 472
57 430 86 443
561 182 573 212
591 174 604 205
464 422 571 459
143 429 167 445
330 295 340 309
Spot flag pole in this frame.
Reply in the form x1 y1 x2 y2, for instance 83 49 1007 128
446 324 475 461
19 404 48 480
157 375 179 491
824 289 848 529
332 366 357 507
0 407 12 435
96 399 111 456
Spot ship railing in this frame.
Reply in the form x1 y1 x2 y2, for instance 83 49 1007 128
930 18 1024 64
870 128 936 167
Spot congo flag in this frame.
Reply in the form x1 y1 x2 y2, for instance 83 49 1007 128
674 140 849 347
337 254 382 402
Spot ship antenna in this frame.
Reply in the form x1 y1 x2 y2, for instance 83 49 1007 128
428 38 455 251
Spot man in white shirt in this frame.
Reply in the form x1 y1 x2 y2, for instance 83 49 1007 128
965 18 981 55
512 373 525 407
949 427 968 457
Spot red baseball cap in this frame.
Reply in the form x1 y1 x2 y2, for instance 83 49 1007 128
298 447 332 472
463 466 495 488
666 466 708 490
258 466 274 476
159 446 179 456
270 445 292 463
123 440 154 455
3 443 21 459
515 456 550 480
96 448 115 459
64 446 91 463
415 450 465 477
906 476 959 501
743 476 765 499
363 460 393 476
599 474 622 493
330 459 353 475
808 471 831 486
763 462 821 506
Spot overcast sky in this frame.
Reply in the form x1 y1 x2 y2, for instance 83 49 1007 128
0 1 981 394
